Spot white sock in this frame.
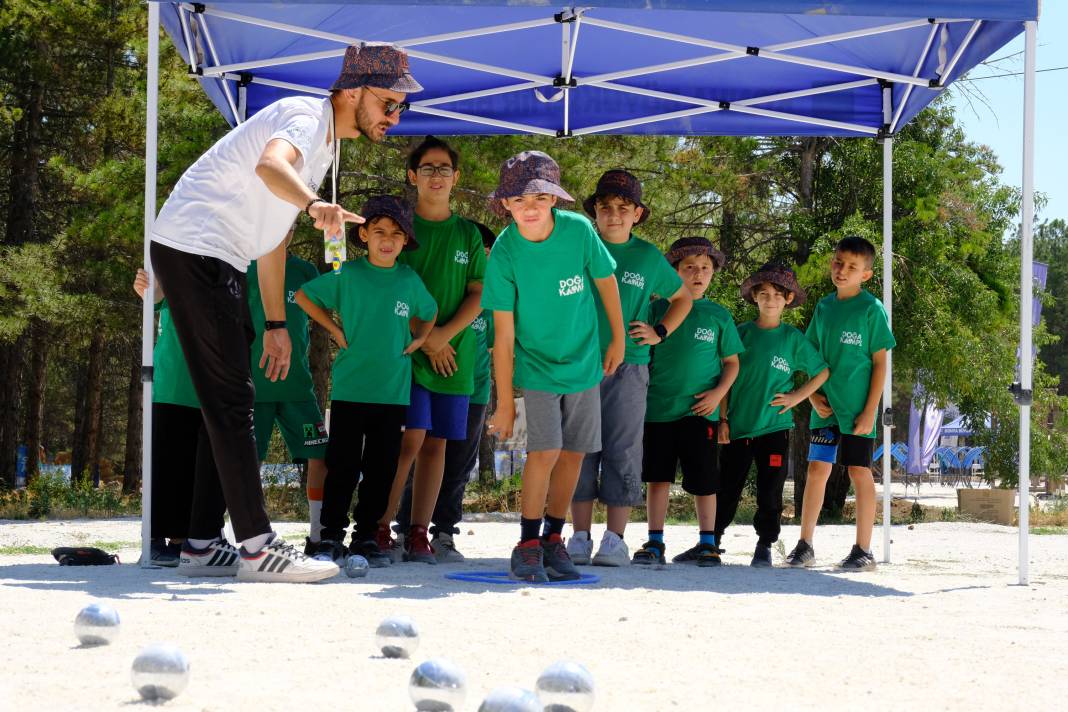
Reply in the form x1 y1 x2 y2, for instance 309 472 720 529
242 532 272 554
309 499 323 542
187 538 214 550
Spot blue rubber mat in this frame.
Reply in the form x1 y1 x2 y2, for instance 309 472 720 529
445 571 600 586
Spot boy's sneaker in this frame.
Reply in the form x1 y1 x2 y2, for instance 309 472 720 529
785 539 816 568
237 534 339 583
403 526 437 565
632 541 666 566
149 538 180 568
541 534 581 581
303 537 318 557
751 543 773 568
378 525 404 563
177 538 239 577
838 544 877 572
509 540 549 583
431 532 465 563
565 531 593 565
312 539 347 563
349 539 392 568
695 543 722 567
592 530 630 567
671 544 702 564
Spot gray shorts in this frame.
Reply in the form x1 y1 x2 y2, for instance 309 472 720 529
574 363 648 507
524 384 601 453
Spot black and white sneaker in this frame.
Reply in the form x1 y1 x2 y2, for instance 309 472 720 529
237 534 339 583
350 539 393 568
785 539 816 568
837 545 877 572
312 539 347 563
177 538 239 577
751 543 773 568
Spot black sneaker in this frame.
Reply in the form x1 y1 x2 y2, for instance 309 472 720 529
632 541 666 566
751 543 773 568
838 545 877 572
313 539 347 564
695 543 722 567
785 539 815 568
303 537 317 557
541 534 581 581
510 541 549 583
350 539 392 568
671 544 702 564
149 538 180 567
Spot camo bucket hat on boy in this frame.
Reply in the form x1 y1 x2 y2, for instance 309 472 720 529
583 169 650 224
665 236 727 269
740 262 806 308
350 195 419 251
488 151 574 217
331 43 423 93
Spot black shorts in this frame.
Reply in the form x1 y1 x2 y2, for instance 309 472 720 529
641 417 719 496
807 426 874 469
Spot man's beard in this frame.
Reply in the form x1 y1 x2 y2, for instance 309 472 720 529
355 101 387 143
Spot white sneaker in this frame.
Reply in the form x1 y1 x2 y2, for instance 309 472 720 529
177 538 239 577
566 530 593 565
237 534 339 583
431 532 465 563
592 530 630 567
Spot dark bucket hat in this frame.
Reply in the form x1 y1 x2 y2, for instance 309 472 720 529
665 236 727 269
331 43 423 94
583 169 650 224
740 262 806 308
351 195 419 251
488 151 574 217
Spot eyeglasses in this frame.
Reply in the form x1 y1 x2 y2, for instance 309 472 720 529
365 85 410 117
416 164 455 177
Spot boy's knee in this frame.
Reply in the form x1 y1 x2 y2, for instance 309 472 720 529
527 449 562 465
847 466 874 481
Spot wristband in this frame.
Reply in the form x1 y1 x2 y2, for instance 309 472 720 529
264 320 287 332
305 197 327 216
653 323 668 340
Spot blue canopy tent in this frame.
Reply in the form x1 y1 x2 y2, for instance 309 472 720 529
140 1 1041 582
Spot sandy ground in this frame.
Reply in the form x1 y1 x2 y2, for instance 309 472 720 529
1 519 1066 711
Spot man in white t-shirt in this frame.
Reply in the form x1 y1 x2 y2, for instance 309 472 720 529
149 43 422 583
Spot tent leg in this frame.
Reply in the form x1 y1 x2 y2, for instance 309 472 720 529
1017 20 1037 586
140 1 160 569
882 134 893 564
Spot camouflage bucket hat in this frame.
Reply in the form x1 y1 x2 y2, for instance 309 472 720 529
740 262 806 308
665 236 727 269
350 195 419 251
331 43 423 93
583 169 650 224
488 151 574 217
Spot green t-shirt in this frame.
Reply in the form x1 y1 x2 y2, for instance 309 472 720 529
595 235 684 365
481 209 617 394
470 309 495 406
247 255 320 403
646 297 744 423
805 289 896 438
153 300 200 409
300 258 437 406
398 213 487 396
727 321 828 440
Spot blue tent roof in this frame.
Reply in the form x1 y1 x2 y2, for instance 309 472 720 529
156 1 1036 135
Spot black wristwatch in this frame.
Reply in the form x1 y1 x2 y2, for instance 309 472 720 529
305 197 327 216
264 320 287 332
653 323 668 340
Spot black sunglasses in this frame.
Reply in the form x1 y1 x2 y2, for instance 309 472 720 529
366 85 410 117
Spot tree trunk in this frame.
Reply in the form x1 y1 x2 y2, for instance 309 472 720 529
793 137 829 266
72 331 105 483
71 366 89 483
308 320 331 414
791 403 811 517
824 466 851 518
0 337 28 487
122 351 142 493
20 319 49 482
478 375 497 488
5 79 45 246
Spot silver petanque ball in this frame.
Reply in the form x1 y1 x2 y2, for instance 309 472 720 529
535 661 595 712
74 601 120 646
376 615 419 658
131 644 190 701
408 658 467 711
478 686 541 712
345 554 369 578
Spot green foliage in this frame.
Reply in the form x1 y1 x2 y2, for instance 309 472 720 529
0 471 139 519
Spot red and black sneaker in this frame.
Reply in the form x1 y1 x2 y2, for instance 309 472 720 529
510 539 549 583
403 525 436 564
541 533 580 581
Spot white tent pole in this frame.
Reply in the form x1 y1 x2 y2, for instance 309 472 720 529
890 22 940 133
1018 19 1037 586
881 84 894 564
194 10 241 124
140 0 160 569
934 20 982 86
408 104 557 135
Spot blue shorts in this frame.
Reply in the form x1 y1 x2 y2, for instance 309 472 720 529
807 427 874 469
406 384 470 440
